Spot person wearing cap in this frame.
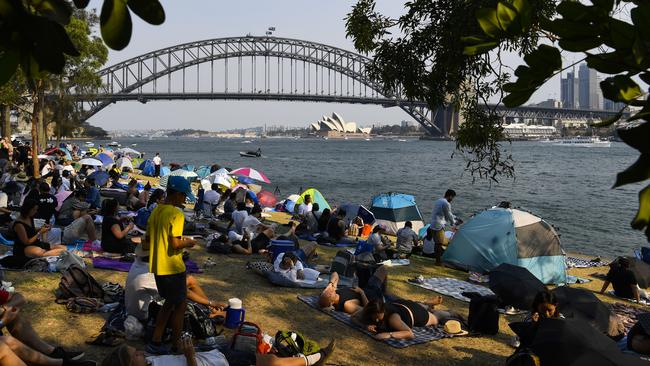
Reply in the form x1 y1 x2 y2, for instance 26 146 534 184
600 257 649 303
144 176 197 355
430 189 457 265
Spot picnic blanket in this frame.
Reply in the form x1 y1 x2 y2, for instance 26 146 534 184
565 275 592 284
93 257 201 273
298 295 450 348
407 277 494 302
612 302 648 334
566 256 607 268
607 291 650 306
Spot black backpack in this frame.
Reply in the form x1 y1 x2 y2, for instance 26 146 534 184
146 300 218 341
55 264 105 301
465 292 500 335
330 250 355 278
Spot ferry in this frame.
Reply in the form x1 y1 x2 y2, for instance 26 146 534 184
84 141 95 147
553 137 611 147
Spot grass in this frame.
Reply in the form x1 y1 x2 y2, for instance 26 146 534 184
6 173 641 365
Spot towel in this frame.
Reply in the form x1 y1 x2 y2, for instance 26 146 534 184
407 277 494 302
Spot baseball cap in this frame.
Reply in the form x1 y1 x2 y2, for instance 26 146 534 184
167 176 195 200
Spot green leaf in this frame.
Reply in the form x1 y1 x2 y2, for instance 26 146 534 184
591 111 623 128
127 0 165 25
607 19 635 49
496 2 517 32
511 0 531 27
503 88 535 107
460 36 488 44
586 53 629 74
617 121 650 153
0 49 19 86
600 75 643 103
614 153 650 188
558 38 602 52
556 1 591 21
523 44 561 74
628 104 650 122
463 41 498 56
32 0 72 25
100 0 132 50
631 4 650 39
476 8 502 38
591 0 614 13
633 37 646 66
632 184 650 231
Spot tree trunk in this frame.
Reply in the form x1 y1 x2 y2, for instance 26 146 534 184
37 105 46 151
0 104 9 138
31 84 41 178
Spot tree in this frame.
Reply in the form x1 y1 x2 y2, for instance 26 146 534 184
345 0 650 240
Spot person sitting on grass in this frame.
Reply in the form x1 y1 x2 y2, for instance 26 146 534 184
367 226 393 261
101 337 335 366
318 266 388 314
600 257 649 303
352 297 445 340
347 216 363 237
273 252 320 283
229 202 249 234
421 227 436 259
317 208 331 235
395 221 420 257
326 209 349 243
125 244 226 321
125 179 142 211
3 200 67 268
528 290 562 322
58 189 99 246
296 203 320 237
0 290 94 365
100 199 139 254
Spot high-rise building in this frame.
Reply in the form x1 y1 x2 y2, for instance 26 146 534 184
578 63 601 110
603 98 626 111
560 69 579 108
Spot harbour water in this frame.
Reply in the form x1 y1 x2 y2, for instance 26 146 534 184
109 137 644 258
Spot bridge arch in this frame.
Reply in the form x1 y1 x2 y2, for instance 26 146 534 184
80 36 447 136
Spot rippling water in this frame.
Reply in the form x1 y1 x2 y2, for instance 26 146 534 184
109 137 645 257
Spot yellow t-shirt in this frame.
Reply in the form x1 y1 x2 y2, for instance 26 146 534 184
148 204 186 276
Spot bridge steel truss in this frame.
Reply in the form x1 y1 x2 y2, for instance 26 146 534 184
78 36 446 136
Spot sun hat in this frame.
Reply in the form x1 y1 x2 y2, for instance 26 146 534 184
167 176 195 200
14 172 28 182
443 320 468 336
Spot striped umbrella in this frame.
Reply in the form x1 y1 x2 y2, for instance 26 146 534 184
160 169 198 188
229 167 270 184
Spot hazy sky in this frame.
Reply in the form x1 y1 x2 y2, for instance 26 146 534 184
87 0 570 132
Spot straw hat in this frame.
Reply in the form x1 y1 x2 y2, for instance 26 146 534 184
14 172 28 182
443 320 468 336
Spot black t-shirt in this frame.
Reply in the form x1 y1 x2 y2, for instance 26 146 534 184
606 266 638 299
336 288 360 312
101 216 123 252
327 217 345 240
36 193 58 223
0 146 9 160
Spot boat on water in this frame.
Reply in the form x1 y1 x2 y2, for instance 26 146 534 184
84 142 95 147
240 150 262 158
241 140 252 144
131 143 137 147
364 138 371 141
397 139 407 142
108 141 121 147
553 137 611 147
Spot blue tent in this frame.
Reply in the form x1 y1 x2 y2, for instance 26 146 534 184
442 208 566 284
195 166 211 179
95 153 113 166
369 193 424 234
339 203 375 226
138 159 156 176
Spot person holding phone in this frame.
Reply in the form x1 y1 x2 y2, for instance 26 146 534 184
7 200 67 268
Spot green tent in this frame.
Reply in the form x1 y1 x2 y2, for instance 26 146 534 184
295 188 331 211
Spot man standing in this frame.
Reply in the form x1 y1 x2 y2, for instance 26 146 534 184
145 176 197 354
152 152 162 177
430 189 456 265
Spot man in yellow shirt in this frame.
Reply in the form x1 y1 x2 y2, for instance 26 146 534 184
144 176 197 355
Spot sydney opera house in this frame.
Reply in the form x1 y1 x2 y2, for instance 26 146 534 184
309 113 372 138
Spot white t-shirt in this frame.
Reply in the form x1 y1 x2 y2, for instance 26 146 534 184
125 258 158 320
231 209 248 233
203 190 221 205
152 156 162 166
242 215 262 235
147 349 228 366
297 203 312 216
423 237 435 255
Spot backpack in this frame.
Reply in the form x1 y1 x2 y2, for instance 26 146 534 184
465 292 500 335
135 206 153 230
55 264 105 302
207 238 233 254
274 330 320 357
330 250 355 278
66 296 103 313
184 302 219 340
231 322 268 354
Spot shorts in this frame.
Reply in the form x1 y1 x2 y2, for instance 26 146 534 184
363 275 384 302
433 229 448 245
154 272 187 305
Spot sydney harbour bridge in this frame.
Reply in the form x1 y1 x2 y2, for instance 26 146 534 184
77 36 625 137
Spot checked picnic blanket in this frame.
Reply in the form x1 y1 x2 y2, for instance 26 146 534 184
298 295 450 348
612 302 649 334
565 256 607 269
407 277 494 302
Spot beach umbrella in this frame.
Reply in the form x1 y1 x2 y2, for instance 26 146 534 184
257 190 277 207
509 318 646 366
95 153 113 166
78 158 103 167
551 286 611 334
88 171 110 186
195 166 211 179
102 150 114 158
247 183 262 194
489 263 546 310
115 157 133 170
55 191 72 211
229 167 270 184
169 169 198 179
115 147 141 156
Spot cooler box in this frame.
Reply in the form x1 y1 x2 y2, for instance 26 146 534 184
269 240 296 262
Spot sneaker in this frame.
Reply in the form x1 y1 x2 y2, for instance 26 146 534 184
314 339 336 366
50 347 84 361
145 342 171 355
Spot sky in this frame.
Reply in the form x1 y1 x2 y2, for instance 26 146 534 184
87 0 571 132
